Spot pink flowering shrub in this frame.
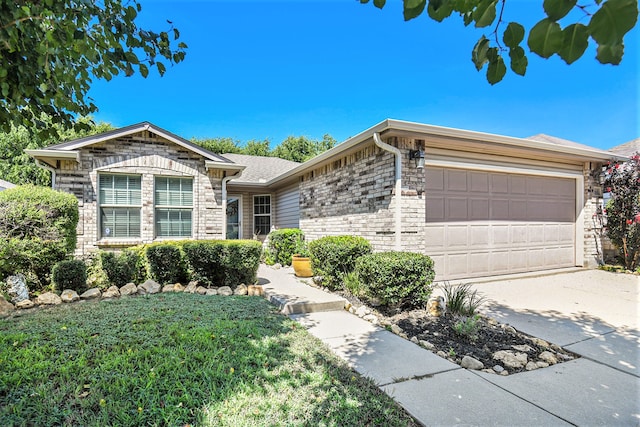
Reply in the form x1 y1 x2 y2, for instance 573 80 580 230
603 153 640 270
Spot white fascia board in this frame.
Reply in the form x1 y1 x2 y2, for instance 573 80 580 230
205 160 245 171
25 149 79 162
385 119 625 162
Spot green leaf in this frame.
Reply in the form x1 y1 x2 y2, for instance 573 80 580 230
427 0 453 21
173 28 180 40
486 55 506 84
473 0 497 28
558 23 589 64
124 51 139 65
528 18 563 58
156 61 166 76
374 0 386 7
471 36 490 70
139 63 149 78
596 43 625 64
503 22 525 48
589 0 638 64
543 0 577 21
404 0 427 20
508 46 528 75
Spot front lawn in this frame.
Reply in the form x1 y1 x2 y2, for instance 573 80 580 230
0 294 417 426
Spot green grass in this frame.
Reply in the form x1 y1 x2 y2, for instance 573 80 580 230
0 294 417 426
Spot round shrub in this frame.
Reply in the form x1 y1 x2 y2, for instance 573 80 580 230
355 251 435 309
267 228 305 266
51 259 87 293
308 235 372 290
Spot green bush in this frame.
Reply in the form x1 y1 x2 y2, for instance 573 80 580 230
51 259 87 293
183 240 262 287
355 251 435 308
308 235 372 290
267 228 305 266
0 185 79 289
0 237 68 291
182 241 226 286
146 244 187 285
100 249 144 287
222 240 263 287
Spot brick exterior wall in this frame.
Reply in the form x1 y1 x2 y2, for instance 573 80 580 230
299 135 601 273
299 136 425 251
54 131 224 255
583 163 611 267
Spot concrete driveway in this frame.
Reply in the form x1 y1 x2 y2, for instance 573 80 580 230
469 269 639 374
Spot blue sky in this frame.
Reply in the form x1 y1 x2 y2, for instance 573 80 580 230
87 0 639 150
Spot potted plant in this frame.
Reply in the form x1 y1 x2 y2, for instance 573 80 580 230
291 238 313 278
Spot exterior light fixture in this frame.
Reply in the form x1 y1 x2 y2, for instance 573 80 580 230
409 149 425 169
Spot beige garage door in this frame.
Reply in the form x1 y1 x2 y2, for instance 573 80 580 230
425 167 576 280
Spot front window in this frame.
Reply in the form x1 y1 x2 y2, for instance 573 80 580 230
253 195 271 236
155 177 193 237
99 174 141 238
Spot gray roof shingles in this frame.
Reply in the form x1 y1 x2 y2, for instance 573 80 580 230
221 153 299 184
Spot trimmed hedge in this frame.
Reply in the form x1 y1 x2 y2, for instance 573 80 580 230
266 228 305 266
0 185 78 290
146 244 187 285
99 249 144 288
308 235 372 290
355 251 435 308
52 259 87 293
182 240 262 287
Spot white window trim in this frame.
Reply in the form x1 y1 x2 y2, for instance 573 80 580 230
253 194 272 237
154 176 194 238
98 173 142 240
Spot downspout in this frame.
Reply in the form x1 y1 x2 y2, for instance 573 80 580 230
35 160 56 189
373 132 402 251
221 169 243 239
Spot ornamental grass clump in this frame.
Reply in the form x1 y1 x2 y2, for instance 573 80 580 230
441 282 487 316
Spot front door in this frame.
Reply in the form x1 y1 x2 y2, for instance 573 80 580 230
226 196 242 239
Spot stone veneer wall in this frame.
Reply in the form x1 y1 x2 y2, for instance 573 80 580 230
299 136 425 252
54 131 224 255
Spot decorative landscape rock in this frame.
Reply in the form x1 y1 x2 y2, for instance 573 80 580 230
247 285 264 296
234 284 247 296
119 283 137 296
80 288 101 300
174 283 185 292
217 286 233 296
15 299 35 309
390 324 403 335
0 295 15 316
102 286 120 298
184 282 198 294
356 306 370 317
427 295 446 317
492 350 528 369
205 288 218 296
195 286 208 295
138 279 161 295
461 355 484 370
61 290 80 303
5 274 29 303
36 292 62 306
511 344 533 353
162 284 175 293
538 351 558 365
492 365 504 373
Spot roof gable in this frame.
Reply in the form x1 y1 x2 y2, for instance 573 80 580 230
46 121 232 165
222 153 299 185
609 138 640 157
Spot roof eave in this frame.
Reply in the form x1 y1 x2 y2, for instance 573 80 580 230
25 149 79 167
205 161 245 171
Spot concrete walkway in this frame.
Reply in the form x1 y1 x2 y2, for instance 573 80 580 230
258 265 640 426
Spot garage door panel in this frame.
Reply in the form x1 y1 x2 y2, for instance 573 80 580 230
425 166 576 280
426 168 444 191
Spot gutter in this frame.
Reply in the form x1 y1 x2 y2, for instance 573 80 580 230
221 169 244 239
373 132 402 252
34 160 56 189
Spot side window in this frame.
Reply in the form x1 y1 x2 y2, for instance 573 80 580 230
155 177 193 238
99 174 142 238
253 195 271 236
